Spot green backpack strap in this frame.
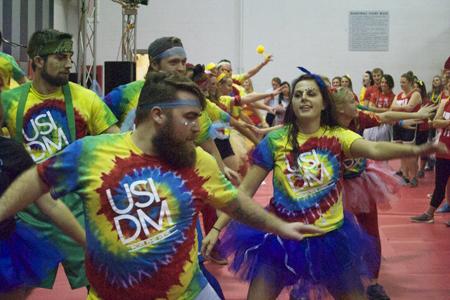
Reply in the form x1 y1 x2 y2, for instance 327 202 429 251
62 84 76 143
15 83 76 143
15 82 32 143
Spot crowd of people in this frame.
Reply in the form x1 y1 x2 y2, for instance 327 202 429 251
0 28 449 300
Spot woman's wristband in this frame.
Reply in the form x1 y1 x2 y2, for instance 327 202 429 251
212 226 221 232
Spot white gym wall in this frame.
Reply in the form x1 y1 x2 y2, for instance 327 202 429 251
53 0 450 94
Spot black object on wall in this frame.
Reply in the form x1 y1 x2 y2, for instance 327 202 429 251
104 61 136 95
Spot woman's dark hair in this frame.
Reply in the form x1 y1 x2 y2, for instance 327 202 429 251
332 76 341 84
283 74 338 167
415 79 427 99
365 70 374 86
401 71 415 84
278 81 291 102
272 77 282 85
280 81 290 88
191 64 205 82
382 74 394 90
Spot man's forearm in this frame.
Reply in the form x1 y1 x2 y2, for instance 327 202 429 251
36 195 86 247
0 167 49 221
200 138 226 172
221 191 285 234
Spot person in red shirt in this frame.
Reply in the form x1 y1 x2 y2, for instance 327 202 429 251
363 68 383 106
415 80 432 178
341 75 359 102
364 74 396 142
359 70 374 104
411 95 450 225
433 75 450 212
369 74 395 112
331 76 341 88
391 71 423 187
425 75 445 171
330 87 435 300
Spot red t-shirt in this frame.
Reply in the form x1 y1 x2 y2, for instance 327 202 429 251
437 100 450 160
364 85 380 102
349 110 381 134
418 96 431 131
370 90 395 109
393 91 421 112
440 91 450 102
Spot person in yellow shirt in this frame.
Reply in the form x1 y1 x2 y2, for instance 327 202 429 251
0 72 322 300
0 57 13 91
0 36 27 85
1 29 119 292
216 54 272 85
203 70 446 300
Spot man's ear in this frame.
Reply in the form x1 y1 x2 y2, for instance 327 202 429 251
150 60 160 72
33 56 45 69
150 107 166 125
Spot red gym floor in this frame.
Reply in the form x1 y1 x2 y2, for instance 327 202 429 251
29 161 450 300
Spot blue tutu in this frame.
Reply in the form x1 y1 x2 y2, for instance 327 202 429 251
0 221 63 292
220 212 377 297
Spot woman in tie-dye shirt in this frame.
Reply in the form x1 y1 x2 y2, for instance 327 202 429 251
205 73 446 300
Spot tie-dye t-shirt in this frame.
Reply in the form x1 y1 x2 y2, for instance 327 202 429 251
103 80 216 145
0 52 25 82
218 95 242 119
343 110 381 178
252 126 361 234
37 132 237 300
205 99 230 124
103 80 144 127
1 82 117 162
232 73 246 86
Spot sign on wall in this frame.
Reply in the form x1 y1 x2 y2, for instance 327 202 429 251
349 10 389 51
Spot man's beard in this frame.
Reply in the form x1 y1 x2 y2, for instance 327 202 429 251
152 118 196 169
41 65 69 86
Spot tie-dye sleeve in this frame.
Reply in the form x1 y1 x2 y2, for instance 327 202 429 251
103 81 144 127
88 92 118 134
9 58 25 81
36 139 84 199
195 148 238 208
194 112 212 145
232 73 246 85
336 127 363 157
205 99 231 123
103 85 125 121
251 134 275 171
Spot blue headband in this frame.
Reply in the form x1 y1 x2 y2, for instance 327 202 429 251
152 46 186 60
297 66 326 90
138 99 201 109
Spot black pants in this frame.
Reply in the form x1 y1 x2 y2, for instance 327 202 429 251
430 158 450 208
265 113 275 127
